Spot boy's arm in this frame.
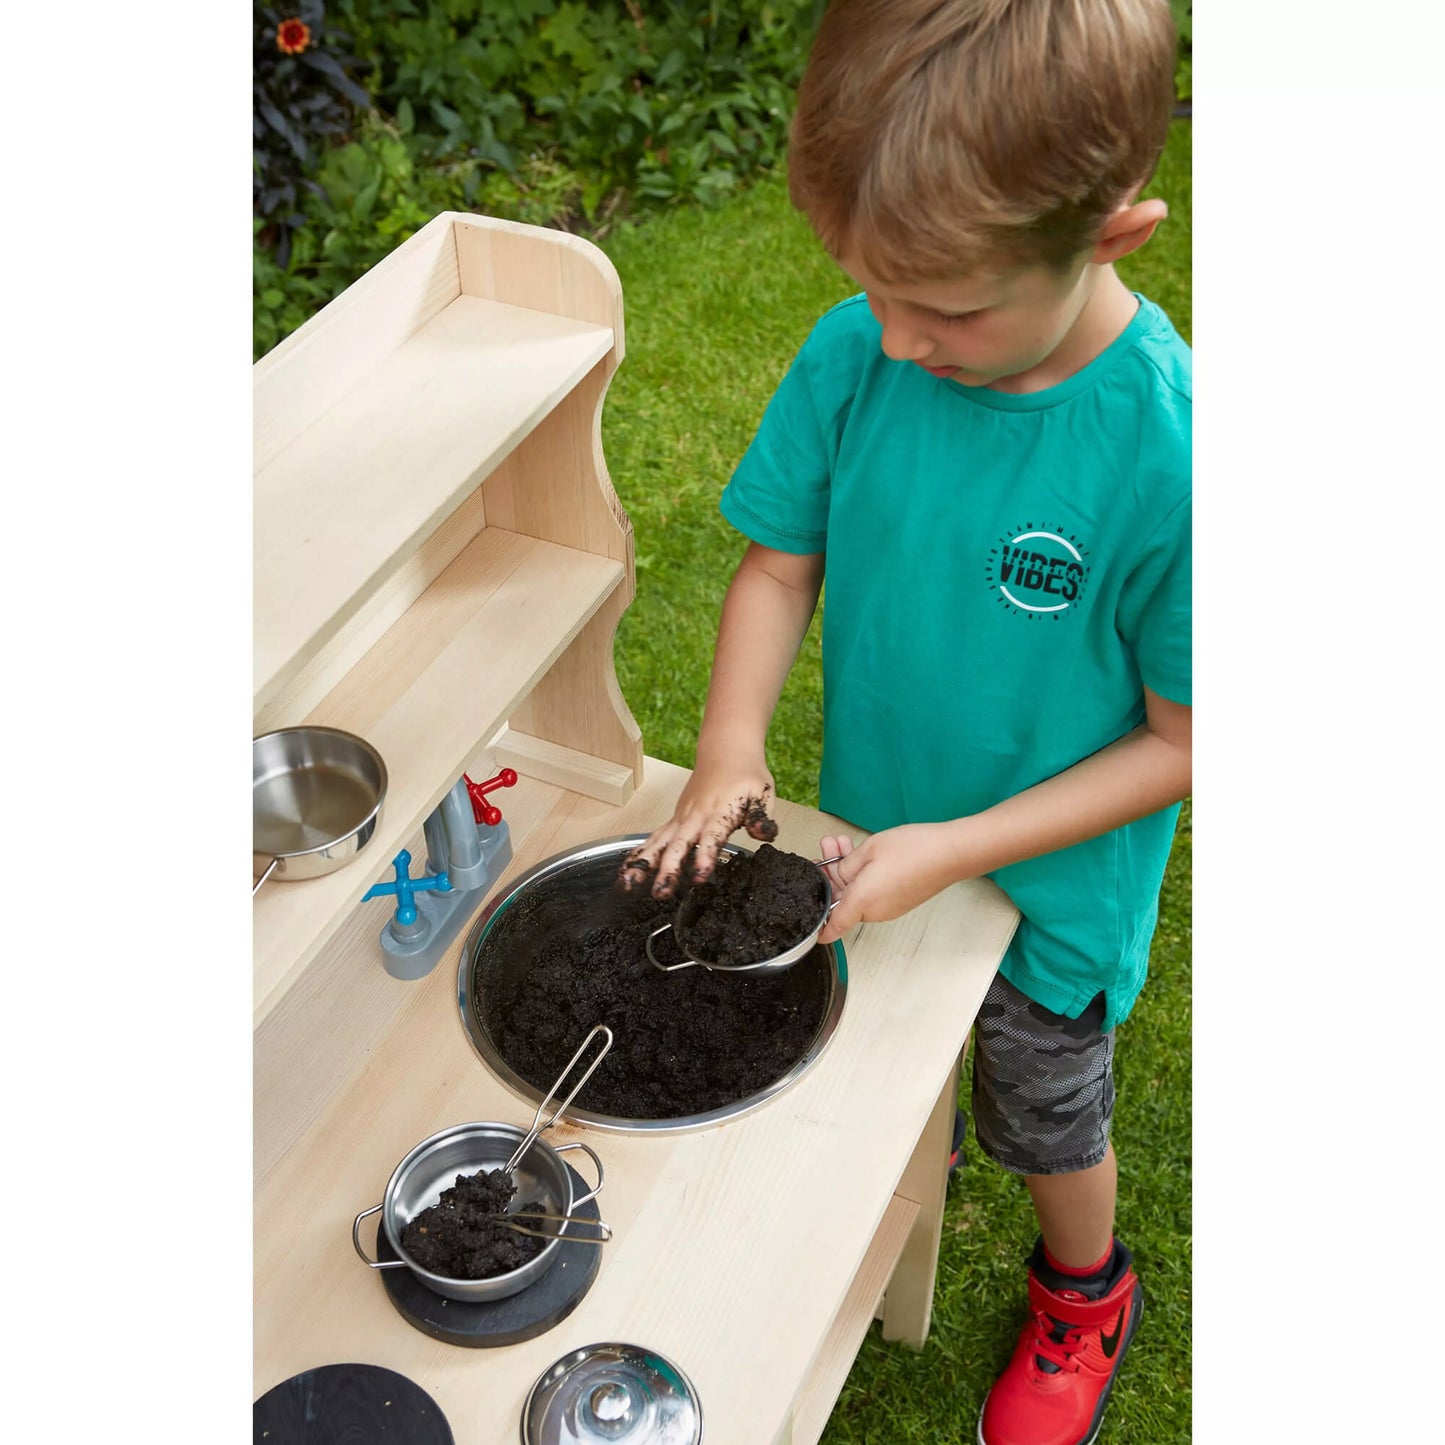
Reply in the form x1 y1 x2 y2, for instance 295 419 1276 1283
622 540 825 896
817 687 1191 942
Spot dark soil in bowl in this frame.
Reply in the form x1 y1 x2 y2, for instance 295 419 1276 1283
400 1167 547 1280
679 844 825 967
475 856 832 1120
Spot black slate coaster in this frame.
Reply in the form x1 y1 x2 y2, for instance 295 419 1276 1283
253 1362 453 1444
377 1163 603 1348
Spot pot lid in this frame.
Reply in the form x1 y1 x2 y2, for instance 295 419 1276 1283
521 1343 702 1444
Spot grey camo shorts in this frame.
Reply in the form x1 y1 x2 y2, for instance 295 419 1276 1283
970 971 1116 1176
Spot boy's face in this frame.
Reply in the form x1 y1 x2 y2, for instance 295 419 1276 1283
836 246 1097 393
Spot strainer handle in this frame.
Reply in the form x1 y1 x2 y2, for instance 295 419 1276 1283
645 920 700 972
351 1204 409 1270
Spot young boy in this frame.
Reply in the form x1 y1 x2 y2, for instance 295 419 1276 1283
622 2 1189 1442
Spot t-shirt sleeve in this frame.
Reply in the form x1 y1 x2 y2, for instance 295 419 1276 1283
1116 492 1192 705
720 322 848 555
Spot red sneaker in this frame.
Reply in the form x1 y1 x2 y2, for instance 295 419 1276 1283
977 1245 1143 1445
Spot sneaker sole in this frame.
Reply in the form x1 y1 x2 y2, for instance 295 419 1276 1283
975 1285 1144 1445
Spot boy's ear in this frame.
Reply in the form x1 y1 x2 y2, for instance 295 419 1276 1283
1089 198 1169 266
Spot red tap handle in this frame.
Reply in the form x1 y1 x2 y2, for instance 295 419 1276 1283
464 768 518 827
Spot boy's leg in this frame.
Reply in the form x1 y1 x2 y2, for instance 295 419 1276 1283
968 976 1141 1445
1025 1143 1117 1268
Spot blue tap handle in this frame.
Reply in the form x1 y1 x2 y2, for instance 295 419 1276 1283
362 848 453 926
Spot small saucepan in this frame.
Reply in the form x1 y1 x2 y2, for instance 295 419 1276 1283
352 1026 612 1303
252 726 387 896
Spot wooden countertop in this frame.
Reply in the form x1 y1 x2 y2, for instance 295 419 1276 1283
254 756 1018 1443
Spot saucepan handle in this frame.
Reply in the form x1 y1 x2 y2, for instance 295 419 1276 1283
554 1140 606 1211
351 1204 409 1270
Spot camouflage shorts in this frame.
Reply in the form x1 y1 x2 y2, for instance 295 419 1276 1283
969 971 1115 1176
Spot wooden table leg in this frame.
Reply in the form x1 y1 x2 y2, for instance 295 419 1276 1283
879 1042 966 1348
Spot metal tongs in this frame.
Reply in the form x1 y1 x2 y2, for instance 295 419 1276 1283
478 1207 612 1246
480 1023 615 1246
504 1024 614 1174
645 854 843 975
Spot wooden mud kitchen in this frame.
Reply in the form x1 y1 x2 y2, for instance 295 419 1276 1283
253 212 1020 1444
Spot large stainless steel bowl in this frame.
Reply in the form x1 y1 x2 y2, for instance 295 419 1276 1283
458 834 848 1133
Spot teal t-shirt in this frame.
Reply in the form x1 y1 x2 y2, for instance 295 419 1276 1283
721 293 1191 1031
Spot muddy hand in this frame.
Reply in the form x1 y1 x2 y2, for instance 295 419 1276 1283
620 787 778 898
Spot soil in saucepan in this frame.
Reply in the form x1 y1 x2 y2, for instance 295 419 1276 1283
678 843 825 968
400 1167 547 1280
477 853 833 1120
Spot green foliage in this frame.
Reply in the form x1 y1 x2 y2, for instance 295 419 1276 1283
1169 0 1192 102
255 0 818 358
254 1 371 266
333 0 811 211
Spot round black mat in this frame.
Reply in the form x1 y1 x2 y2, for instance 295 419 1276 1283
254 1362 453 1444
375 1162 603 1348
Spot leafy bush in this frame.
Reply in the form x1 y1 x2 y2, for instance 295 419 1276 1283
254 0 1191 358
255 0 821 358
254 1 371 266
332 1 817 215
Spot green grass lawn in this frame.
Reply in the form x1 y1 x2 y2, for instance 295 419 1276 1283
598 120 1192 1444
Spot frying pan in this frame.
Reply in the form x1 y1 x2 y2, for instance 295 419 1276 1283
252 726 387 896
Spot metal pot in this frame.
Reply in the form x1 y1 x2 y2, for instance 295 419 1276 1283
352 1119 605 1304
252 726 387 895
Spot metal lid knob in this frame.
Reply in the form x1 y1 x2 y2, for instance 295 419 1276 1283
521 1343 702 1444
583 1380 636 1436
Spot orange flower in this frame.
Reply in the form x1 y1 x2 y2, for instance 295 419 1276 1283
276 18 311 55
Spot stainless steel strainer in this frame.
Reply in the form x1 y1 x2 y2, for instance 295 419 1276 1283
645 853 842 975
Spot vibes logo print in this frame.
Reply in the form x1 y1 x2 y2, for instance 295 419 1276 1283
985 523 1091 619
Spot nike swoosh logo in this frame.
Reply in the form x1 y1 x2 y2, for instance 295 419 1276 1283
1100 1306 1126 1358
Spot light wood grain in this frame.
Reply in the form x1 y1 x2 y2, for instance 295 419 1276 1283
491 727 638 807
254 759 1020 1443
252 529 624 1026
453 212 625 349
506 594 645 786
880 1048 964 1347
254 210 641 1019
254 296 613 713
253 483 489 734
787 1194 921 1445
253 214 461 472
482 352 631 561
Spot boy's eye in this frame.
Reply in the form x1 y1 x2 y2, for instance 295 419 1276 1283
935 309 979 326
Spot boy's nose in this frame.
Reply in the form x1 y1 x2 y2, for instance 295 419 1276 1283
876 306 931 362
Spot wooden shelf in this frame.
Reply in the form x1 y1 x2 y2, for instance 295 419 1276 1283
254 293 614 715
252 524 624 1026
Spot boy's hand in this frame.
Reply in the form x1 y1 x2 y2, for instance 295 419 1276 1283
620 755 780 898
816 823 973 944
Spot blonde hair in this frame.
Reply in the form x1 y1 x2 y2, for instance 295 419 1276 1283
788 0 1178 280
